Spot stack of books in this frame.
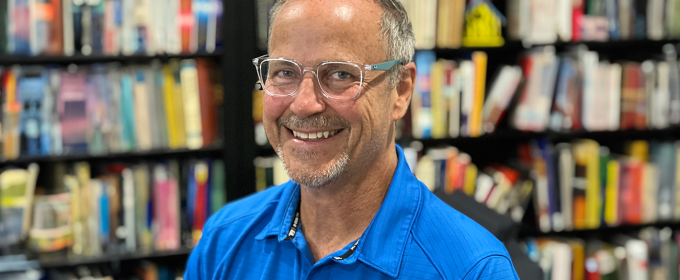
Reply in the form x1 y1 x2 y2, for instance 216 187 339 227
0 58 222 160
2 0 223 56
0 159 225 258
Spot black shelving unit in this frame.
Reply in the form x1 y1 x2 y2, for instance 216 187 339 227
0 52 222 65
38 248 194 269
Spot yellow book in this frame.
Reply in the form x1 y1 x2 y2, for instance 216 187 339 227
431 60 447 139
180 59 204 149
74 162 93 255
436 0 453 48
604 159 620 226
469 52 487 137
583 140 601 229
570 239 585 280
675 141 680 218
163 61 186 149
626 140 649 162
464 163 477 196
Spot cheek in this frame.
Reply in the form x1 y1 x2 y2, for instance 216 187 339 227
262 95 290 124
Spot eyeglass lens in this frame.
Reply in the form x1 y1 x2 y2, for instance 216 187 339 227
260 60 363 99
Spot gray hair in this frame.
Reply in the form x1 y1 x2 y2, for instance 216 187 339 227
268 0 416 88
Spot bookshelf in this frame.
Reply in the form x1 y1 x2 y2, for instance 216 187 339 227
0 0 261 278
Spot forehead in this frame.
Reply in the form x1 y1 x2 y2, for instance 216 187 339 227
269 0 386 65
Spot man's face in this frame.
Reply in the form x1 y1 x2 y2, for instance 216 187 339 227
263 0 396 189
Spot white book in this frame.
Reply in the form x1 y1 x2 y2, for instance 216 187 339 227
551 242 573 280
626 239 649 280
63 0 75 55
654 62 670 129
122 168 136 252
514 48 558 132
555 0 572 41
507 0 530 41
166 0 182 54
273 157 289 186
527 0 557 45
415 155 436 192
150 0 166 54
206 0 218 53
648 0 665 40
608 63 622 131
475 173 494 204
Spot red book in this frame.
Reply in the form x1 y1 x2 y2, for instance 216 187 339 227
571 0 584 42
620 64 641 130
192 162 209 245
196 59 218 147
45 0 63 55
180 0 193 53
624 161 643 224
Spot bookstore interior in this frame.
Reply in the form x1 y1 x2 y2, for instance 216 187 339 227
2 0 680 279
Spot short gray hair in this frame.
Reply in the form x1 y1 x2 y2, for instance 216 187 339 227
268 0 416 88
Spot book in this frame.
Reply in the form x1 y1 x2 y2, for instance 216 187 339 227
468 51 487 137
180 59 203 149
482 65 523 134
196 58 218 147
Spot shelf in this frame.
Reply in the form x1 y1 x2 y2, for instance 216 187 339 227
0 145 224 165
518 221 680 239
0 51 222 65
404 127 680 147
38 247 194 269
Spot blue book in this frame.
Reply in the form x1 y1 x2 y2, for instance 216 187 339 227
193 0 211 52
120 71 137 151
90 1 105 54
17 67 47 156
100 181 110 246
186 163 196 229
10 0 31 54
537 138 561 230
413 50 436 139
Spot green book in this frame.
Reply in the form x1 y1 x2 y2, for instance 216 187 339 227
210 160 226 214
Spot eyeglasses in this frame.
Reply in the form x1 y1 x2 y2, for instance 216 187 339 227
252 55 402 100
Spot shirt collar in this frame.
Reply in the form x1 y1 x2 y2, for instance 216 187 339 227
255 145 423 278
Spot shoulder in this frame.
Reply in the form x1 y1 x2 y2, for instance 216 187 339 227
203 183 288 234
410 186 515 280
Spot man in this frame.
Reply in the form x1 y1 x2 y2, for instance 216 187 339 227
184 0 520 279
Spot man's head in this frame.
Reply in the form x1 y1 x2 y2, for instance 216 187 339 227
261 0 416 191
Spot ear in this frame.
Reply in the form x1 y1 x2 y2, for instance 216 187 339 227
391 62 416 121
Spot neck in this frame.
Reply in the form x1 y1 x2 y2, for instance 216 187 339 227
299 143 398 263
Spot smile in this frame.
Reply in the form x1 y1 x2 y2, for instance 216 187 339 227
288 129 343 140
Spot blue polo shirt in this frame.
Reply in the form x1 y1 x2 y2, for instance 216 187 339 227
184 145 519 279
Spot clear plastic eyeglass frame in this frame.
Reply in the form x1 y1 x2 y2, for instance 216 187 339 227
252 55 402 100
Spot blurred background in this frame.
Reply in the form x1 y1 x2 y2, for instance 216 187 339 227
1 0 680 279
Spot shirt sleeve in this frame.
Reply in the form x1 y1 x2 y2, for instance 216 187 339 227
462 255 520 280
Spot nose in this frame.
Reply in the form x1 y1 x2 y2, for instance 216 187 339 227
290 71 326 118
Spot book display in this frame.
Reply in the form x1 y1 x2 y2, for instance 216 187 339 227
0 1 262 279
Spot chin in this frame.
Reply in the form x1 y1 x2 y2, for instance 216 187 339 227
277 145 350 189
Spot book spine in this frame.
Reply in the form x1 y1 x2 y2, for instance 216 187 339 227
180 59 203 149
469 52 487 137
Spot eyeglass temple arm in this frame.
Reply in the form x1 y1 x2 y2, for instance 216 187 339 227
369 60 402 71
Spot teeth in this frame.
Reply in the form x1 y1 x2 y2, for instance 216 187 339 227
292 130 340 139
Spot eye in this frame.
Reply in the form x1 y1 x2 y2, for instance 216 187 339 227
276 70 295 78
331 71 351 80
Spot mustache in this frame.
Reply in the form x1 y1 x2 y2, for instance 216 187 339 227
277 114 350 130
